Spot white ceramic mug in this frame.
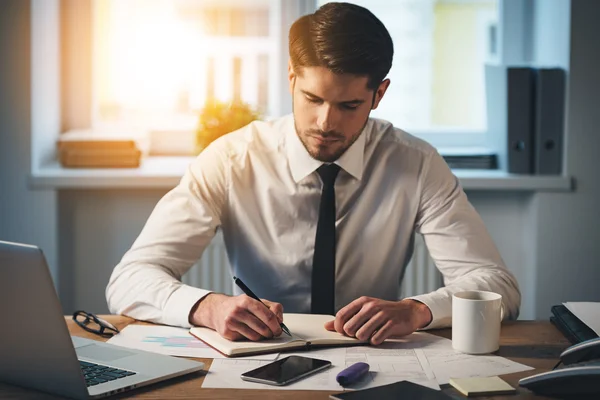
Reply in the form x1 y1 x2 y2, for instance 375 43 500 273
452 290 503 354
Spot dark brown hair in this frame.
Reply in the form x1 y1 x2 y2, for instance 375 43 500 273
289 2 393 90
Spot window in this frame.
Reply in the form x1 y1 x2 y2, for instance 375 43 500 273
89 0 496 145
64 0 545 157
92 0 277 133
318 0 498 147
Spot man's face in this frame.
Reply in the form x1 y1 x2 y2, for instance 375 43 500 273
289 64 389 162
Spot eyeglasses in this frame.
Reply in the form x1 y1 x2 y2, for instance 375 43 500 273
72 310 120 337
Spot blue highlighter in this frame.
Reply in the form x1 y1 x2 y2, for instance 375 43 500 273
336 362 370 386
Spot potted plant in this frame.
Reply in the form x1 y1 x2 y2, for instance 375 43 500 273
195 100 260 154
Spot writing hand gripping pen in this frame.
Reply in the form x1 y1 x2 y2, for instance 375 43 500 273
233 276 292 336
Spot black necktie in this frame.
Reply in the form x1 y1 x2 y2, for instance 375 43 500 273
311 164 341 315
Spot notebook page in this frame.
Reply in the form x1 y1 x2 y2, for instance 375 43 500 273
283 314 362 343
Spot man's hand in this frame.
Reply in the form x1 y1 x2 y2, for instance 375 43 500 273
324 297 432 345
189 293 284 341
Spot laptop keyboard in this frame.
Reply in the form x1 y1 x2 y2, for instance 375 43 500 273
79 360 137 387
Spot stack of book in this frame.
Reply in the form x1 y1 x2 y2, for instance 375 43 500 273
438 147 498 170
58 130 144 168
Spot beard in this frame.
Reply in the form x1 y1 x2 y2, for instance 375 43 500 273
293 119 370 162
290 80 371 162
294 124 350 162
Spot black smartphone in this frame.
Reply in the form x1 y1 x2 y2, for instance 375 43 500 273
240 355 332 386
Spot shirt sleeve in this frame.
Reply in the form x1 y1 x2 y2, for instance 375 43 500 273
105 141 229 328
408 150 521 329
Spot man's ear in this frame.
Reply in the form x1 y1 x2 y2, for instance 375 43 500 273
371 79 391 110
288 59 296 94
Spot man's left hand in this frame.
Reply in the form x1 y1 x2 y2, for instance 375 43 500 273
324 297 432 345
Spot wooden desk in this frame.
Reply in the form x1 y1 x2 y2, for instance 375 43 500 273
0 317 571 399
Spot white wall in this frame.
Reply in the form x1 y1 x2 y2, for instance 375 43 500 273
58 190 167 312
530 0 600 317
0 1 59 287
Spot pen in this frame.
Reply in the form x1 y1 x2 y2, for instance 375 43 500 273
233 276 292 337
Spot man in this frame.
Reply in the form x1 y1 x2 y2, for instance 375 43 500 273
106 2 520 346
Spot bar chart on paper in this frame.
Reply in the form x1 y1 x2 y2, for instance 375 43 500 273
143 335 211 348
106 325 278 360
106 325 223 358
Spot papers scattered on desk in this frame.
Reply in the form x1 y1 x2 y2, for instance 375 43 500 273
202 349 440 392
563 302 600 336
202 331 532 391
106 325 278 360
423 348 532 385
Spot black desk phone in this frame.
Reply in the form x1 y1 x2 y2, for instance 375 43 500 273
519 337 600 397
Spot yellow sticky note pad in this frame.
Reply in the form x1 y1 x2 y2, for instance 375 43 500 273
449 376 516 397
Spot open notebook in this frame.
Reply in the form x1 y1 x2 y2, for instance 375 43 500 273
189 314 367 357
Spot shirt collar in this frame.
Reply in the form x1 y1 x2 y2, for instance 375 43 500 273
285 115 368 183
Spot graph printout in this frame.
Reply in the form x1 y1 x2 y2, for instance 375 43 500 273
107 325 278 360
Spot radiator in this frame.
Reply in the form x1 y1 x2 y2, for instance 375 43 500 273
399 234 443 298
182 233 442 298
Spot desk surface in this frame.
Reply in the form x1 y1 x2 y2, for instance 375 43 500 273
0 317 570 399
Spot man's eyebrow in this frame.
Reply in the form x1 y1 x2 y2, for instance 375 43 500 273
301 90 366 105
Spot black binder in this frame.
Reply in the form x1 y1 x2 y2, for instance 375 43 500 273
507 67 536 174
534 68 566 175
550 304 598 344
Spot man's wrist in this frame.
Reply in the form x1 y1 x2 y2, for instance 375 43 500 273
408 299 433 329
188 292 216 327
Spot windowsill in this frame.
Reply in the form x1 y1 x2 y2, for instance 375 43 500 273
29 156 573 191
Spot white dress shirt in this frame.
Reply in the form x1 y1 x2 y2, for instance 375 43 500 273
106 114 521 329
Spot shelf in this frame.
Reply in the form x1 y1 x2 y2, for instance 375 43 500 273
30 157 573 192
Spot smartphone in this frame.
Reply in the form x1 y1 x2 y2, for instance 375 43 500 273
240 355 332 386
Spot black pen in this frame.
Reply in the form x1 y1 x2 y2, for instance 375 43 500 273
233 276 292 337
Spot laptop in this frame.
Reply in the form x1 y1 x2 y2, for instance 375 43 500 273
0 240 204 399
